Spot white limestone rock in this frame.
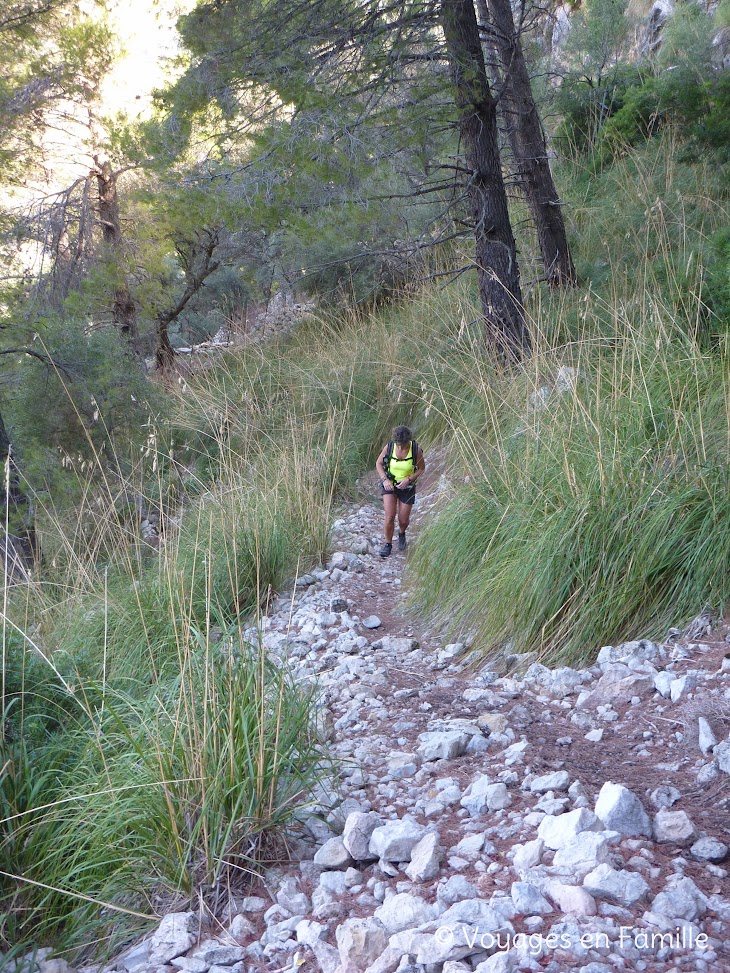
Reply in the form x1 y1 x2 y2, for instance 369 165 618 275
512 838 544 872
578 669 654 709
239 894 268 913
310 939 341 973
438 898 510 929
552 3 572 51
193 943 246 966
38 961 75 973
458 774 489 814
546 883 597 916
453 832 487 860
698 717 717 755
511 881 553 915
651 876 708 922
538 808 602 850
649 784 681 809
388 904 510 964
148 913 197 966
485 782 512 810
311 885 341 921
418 730 471 761
405 831 443 881
474 954 515 973
319 870 349 894
670 673 698 702
437 875 480 905
552 832 610 879
597 640 660 666
714 738 730 773
653 809 698 846
336 917 389 969
227 915 256 940
330 551 362 571
313 836 352 869
690 836 728 862
594 782 653 837
169 950 206 973
639 0 674 55
276 877 310 914
653 671 674 698
438 642 468 663
582 863 650 906
343 811 382 860
295 920 328 947
387 923 477 966
530 771 570 793
697 761 719 785
504 740 529 765
368 817 426 862
362 948 405 973
489 890 518 923
387 751 421 780
374 893 438 933
476 712 509 735
372 636 419 656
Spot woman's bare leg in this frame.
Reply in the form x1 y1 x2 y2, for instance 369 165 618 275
382 492 397 542
397 500 413 534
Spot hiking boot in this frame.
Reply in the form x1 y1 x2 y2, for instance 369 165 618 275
379 541 392 558
397 532 407 552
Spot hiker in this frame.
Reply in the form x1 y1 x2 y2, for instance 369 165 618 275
375 426 425 557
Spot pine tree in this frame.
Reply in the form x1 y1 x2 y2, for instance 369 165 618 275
476 0 576 287
160 0 548 361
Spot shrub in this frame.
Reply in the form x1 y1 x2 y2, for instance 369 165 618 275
6 316 158 519
409 292 730 664
554 65 649 156
2 632 329 955
689 74 730 159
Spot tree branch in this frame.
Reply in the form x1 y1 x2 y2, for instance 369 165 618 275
0 347 73 377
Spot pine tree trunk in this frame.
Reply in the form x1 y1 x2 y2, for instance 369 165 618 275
95 157 142 354
154 229 220 372
155 315 176 371
440 0 531 363
476 0 577 287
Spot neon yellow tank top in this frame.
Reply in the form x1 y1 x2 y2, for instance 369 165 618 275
389 442 415 482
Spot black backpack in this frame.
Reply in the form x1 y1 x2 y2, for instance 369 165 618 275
383 439 418 483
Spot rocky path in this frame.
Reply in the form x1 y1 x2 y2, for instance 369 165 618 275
90 476 730 973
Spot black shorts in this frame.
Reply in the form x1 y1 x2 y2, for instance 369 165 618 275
380 483 416 505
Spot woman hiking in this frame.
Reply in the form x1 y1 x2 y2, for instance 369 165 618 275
375 426 426 558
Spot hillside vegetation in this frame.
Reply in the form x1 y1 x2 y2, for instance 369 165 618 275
3 130 729 958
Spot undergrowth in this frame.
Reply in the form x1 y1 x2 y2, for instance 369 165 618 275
409 135 730 661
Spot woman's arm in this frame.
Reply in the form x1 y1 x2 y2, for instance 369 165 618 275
410 446 426 484
376 444 394 490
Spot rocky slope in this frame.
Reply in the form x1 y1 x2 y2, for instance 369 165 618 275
19 470 730 973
